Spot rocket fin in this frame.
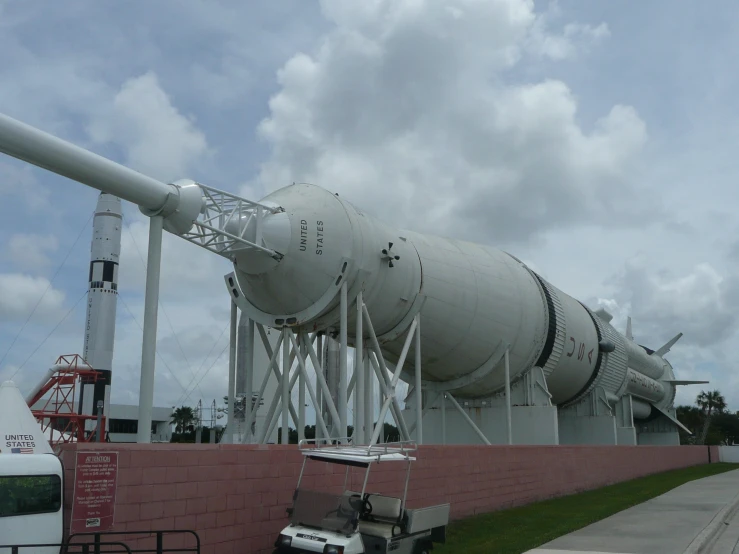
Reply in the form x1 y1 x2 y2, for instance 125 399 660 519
651 403 693 435
626 316 633 341
662 379 709 385
654 333 683 357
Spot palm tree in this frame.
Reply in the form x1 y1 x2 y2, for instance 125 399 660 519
696 390 727 444
170 406 196 434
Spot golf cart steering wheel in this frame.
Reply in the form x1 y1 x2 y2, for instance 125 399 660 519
362 496 373 516
350 494 372 516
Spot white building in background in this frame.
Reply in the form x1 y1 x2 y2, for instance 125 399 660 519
107 404 172 443
30 400 172 443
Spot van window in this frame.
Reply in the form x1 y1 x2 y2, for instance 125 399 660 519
0 475 62 517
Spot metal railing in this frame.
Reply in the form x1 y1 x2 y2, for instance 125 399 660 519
1 530 200 554
66 531 200 554
0 542 132 554
299 438 418 459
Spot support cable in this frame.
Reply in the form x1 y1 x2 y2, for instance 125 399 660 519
0 212 93 370
11 288 89 379
175 322 229 407
124 222 205 400
118 293 190 397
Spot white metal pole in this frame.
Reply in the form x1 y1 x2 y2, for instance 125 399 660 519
364 354 372 444
287 332 332 439
414 315 422 444
441 393 446 445
136 214 163 444
505 348 512 445
355 291 364 444
245 318 254 442
281 327 290 444
316 333 323 442
300 330 343 433
446 392 491 445
226 301 237 444
339 281 348 441
299 333 306 442
0 113 171 211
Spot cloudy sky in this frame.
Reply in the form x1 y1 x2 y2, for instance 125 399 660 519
1 0 738 426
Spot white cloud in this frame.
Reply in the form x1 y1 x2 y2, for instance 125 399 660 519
0 273 66 322
6 233 59 270
87 72 210 183
254 0 647 244
0 160 51 210
604 257 739 349
3 0 739 419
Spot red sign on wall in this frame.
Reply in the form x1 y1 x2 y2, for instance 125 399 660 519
70 451 119 534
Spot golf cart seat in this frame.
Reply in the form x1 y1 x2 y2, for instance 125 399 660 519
346 491 403 539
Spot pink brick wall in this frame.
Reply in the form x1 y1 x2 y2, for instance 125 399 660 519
57 443 717 554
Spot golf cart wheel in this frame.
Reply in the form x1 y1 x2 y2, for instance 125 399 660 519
414 540 433 554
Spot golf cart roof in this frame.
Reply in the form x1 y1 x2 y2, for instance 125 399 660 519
299 440 417 466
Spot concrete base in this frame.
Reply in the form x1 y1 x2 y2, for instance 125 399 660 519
636 412 681 445
403 405 559 445
617 426 637 446
638 431 680 445
558 415 617 445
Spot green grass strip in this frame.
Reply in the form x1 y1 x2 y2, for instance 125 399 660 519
435 462 739 554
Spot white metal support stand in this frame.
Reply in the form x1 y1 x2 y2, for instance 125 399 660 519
414 317 422 444
316 333 323 441
364 354 372 444
227 286 422 447
504 348 512 445
339 281 348 441
368 314 418 445
243 329 284 443
245 317 254 441
446 392 491 445
355 291 365 444
441 392 446 445
136 214 163 443
298 334 306 442
281 327 290 444
226 301 237 444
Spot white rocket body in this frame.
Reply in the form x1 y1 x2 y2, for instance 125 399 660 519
0 113 690 428
229 183 678 414
79 193 122 433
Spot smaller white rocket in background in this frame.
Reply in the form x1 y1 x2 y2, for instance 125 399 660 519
79 192 122 434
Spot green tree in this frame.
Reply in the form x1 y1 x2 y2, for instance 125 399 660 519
711 412 739 445
170 406 196 434
676 405 704 445
696 390 727 444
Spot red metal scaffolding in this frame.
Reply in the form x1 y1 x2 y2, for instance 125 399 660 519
27 354 106 448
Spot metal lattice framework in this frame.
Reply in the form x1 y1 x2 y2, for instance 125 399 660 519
180 183 284 260
29 354 106 449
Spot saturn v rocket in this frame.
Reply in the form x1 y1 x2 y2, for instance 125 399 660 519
78 193 122 433
0 112 705 445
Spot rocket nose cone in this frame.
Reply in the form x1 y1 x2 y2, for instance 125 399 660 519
227 200 291 275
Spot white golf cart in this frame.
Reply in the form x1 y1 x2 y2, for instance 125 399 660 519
273 440 449 554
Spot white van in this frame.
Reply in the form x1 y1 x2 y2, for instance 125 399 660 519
0 380 64 553
0 453 64 553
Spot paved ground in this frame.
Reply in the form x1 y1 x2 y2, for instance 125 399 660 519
525 469 739 554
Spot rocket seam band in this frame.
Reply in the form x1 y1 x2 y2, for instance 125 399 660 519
531 272 557 371
562 302 605 406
